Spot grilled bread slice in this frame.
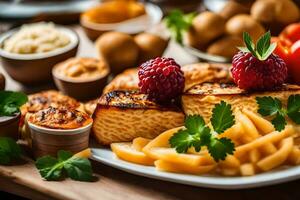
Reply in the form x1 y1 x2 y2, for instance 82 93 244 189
92 91 185 145
182 83 300 123
103 63 231 94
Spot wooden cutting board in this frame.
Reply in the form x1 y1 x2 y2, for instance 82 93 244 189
1 26 300 200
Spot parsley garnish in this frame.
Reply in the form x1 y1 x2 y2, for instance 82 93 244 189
35 150 93 182
164 9 196 44
238 31 277 61
256 94 300 131
0 137 22 165
0 91 28 116
169 101 235 161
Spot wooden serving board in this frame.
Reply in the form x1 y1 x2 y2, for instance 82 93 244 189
1 26 300 200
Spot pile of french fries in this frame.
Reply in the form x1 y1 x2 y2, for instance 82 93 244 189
111 110 300 176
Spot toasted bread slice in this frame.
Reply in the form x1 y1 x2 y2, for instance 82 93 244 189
92 91 184 145
182 83 300 123
103 63 231 94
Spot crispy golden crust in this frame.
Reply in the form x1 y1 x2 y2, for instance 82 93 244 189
22 90 80 115
182 63 231 91
182 83 300 123
28 107 92 130
103 68 139 94
103 63 232 94
92 91 184 144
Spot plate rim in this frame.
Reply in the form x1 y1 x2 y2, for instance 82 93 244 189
90 147 300 190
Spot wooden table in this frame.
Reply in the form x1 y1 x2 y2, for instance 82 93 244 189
1 26 300 200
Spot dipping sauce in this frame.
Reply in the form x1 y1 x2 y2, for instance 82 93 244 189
28 107 92 130
53 57 110 80
2 22 70 54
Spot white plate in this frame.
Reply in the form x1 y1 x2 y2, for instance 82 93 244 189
91 146 300 190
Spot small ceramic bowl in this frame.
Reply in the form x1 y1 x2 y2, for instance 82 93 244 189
52 58 110 101
0 113 21 140
80 3 163 40
28 121 92 158
0 26 79 85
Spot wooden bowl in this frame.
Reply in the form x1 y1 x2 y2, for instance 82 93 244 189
80 3 163 40
0 113 21 140
28 121 92 158
0 26 79 85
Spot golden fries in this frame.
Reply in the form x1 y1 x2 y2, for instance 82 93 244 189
111 109 300 177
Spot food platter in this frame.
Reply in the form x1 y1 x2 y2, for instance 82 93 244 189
91 146 300 189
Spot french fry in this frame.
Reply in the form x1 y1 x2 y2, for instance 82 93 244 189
111 143 155 166
236 112 260 141
249 149 261 163
235 125 294 157
219 155 240 168
242 109 275 134
154 160 215 175
240 163 255 176
144 147 214 166
221 122 244 141
287 146 300 165
259 143 277 156
257 137 293 171
143 127 183 157
132 137 151 151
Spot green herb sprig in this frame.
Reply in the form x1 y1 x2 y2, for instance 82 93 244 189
164 9 196 44
0 91 28 116
169 101 235 161
0 137 22 165
256 94 300 131
238 31 277 61
35 150 94 182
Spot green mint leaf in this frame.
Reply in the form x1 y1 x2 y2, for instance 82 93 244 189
164 9 196 44
35 156 63 181
287 94 300 124
35 150 93 182
243 32 257 56
256 96 282 116
185 115 205 134
64 157 93 182
271 113 286 132
0 91 28 116
256 31 271 57
208 137 235 161
261 43 277 60
241 31 276 61
0 137 22 165
211 101 235 134
169 129 199 153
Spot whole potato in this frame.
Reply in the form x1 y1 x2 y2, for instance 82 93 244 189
187 11 225 48
226 14 265 42
275 0 299 24
134 33 168 64
0 73 5 90
207 36 243 58
96 32 139 75
219 1 249 20
251 0 277 24
251 0 299 25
